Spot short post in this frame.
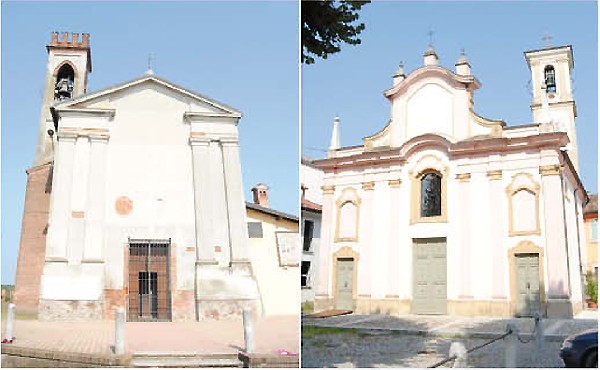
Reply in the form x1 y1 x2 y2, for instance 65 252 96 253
243 308 255 353
534 312 544 351
504 322 518 368
3 303 15 342
114 307 125 355
449 341 467 368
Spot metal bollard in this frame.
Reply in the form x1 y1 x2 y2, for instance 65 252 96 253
449 341 467 368
114 307 125 355
243 308 255 353
534 312 544 351
3 303 15 342
504 322 518 368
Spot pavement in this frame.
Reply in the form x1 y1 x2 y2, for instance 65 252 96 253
302 310 598 340
2 315 298 359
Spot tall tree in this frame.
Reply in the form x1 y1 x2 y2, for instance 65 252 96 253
302 1 370 64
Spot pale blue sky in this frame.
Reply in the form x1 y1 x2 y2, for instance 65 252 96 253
1 2 298 284
303 1 597 198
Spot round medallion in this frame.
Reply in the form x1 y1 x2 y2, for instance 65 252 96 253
115 196 133 216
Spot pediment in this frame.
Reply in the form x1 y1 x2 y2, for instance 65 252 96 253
384 66 480 100
52 74 241 117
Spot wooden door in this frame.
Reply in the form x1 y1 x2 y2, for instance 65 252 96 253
335 258 354 310
413 238 447 315
516 253 541 317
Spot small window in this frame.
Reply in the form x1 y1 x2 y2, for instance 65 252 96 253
301 261 311 287
303 220 314 252
54 64 75 101
248 222 263 238
544 65 556 93
420 172 442 217
591 219 598 242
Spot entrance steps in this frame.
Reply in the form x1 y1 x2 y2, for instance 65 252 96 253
130 352 242 368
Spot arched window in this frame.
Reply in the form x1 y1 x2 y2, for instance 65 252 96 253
420 172 442 217
54 64 75 101
544 65 556 93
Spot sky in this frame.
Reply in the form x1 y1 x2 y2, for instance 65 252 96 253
303 1 598 197
1 2 298 284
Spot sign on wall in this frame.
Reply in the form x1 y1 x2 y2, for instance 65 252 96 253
275 231 299 267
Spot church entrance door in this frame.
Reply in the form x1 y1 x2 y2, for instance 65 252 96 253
335 258 354 310
515 253 541 317
127 239 172 321
412 238 447 315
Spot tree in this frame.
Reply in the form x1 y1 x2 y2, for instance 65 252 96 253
302 1 370 64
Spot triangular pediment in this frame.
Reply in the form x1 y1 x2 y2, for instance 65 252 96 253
52 74 241 116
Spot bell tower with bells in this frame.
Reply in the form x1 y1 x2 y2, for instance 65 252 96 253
34 32 92 166
524 39 579 171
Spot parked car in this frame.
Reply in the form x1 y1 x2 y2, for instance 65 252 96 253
559 329 597 368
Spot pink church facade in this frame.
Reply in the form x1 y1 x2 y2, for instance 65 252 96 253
312 45 588 318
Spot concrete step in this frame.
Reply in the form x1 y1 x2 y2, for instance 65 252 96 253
130 352 242 368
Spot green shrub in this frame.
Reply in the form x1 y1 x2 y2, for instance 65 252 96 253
585 272 598 303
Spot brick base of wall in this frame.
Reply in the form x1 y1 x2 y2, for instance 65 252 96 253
104 289 127 320
172 290 196 321
196 298 261 320
39 299 104 321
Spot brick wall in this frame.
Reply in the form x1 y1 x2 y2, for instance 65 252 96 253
13 163 52 316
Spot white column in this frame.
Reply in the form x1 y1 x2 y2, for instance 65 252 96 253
190 137 216 263
221 139 250 262
46 132 77 260
209 140 231 264
357 185 373 298
489 171 506 299
67 136 91 264
83 134 109 262
457 177 472 298
316 186 334 297
387 181 401 297
541 168 570 298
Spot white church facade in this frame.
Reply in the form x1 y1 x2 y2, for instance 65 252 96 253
13 32 275 321
312 44 589 318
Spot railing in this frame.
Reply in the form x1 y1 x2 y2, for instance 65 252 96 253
429 314 544 368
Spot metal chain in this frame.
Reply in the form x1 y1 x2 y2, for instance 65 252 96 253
428 329 511 368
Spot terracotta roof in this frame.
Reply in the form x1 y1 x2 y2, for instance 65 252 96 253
301 198 322 212
584 194 598 215
245 202 298 222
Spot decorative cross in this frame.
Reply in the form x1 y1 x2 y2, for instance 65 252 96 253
427 29 435 46
147 53 154 71
542 33 553 48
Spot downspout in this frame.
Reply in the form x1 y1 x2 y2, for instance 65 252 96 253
573 187 585 305
559 166 572 296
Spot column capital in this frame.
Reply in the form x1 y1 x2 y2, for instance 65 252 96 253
322 185 335 195
362 181 375 191
189 136 211 146
456 173 471 182
487 170 502 180
56 131 78 142
540 164 561 176
220 137 240 146
388 179 402 188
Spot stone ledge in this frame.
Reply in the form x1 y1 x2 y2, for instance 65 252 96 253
238 351 299 368
1 344 130 366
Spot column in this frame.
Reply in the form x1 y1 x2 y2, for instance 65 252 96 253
83 134 109 262
457 174 472 299
357 182 373 298
67 136 91 264
488 170 506 299
190 136 216 263
540 165 571 315
387 180 401 297
46 131 77 260
221 139 249 262
316 185 334 297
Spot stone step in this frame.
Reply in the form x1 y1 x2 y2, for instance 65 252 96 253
130 352 242 368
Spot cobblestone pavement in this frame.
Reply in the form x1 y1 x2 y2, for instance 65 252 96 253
301 330 566 368
2 315 298 356
302 312 598 368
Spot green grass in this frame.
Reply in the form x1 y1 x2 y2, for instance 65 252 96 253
1 301 38 321
301 301 314 314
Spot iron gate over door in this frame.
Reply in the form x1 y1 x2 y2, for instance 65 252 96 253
128 239 172 322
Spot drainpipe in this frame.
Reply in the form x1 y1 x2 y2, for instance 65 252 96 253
573 187 585 305
559 166 572 296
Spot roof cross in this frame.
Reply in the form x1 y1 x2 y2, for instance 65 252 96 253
427 29 435 46
146 53 154 75
542 33 553 48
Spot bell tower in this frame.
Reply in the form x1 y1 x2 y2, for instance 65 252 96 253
524 45 578 171
34 32 92 166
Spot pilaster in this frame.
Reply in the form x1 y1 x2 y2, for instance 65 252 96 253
316 185 334 298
